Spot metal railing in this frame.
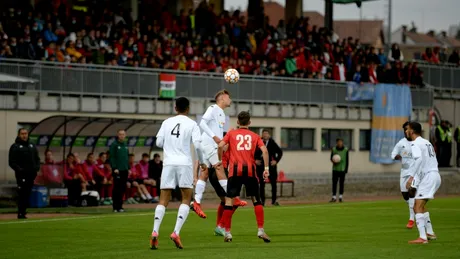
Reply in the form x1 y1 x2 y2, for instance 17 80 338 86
418 63 460 89
0 59 433 108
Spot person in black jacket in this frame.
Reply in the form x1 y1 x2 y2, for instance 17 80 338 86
255 129 283 206
8 128 40 219
148 153 162 199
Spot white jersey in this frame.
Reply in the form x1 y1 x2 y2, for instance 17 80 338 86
199 104 225 147
390 138 414 177
409 136 439 182
156 115 202 167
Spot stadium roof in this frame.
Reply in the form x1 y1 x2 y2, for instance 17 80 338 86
0 73 38 83
331 0 379 7
29 116 162 153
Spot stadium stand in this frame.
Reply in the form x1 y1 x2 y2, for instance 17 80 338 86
0 2 428 87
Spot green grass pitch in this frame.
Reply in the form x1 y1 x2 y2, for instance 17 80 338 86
1 198 459 259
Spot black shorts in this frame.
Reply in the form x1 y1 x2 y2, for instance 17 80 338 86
209 167 226 197
227 175 260 198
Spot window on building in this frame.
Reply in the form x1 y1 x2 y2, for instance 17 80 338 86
359 129 371 151
321 129 353 150
280 128 315 150
249 127 273 136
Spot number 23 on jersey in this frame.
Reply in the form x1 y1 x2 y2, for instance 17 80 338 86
236 134 252 151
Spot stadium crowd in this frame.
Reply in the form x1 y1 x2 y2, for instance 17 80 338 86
0 2 428 86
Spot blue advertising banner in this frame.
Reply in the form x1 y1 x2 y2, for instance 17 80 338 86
346 82 374 101
370 84 412 164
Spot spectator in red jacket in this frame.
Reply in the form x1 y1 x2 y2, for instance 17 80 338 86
368 62 378 84
332 58 347 81
422 48 440 64
82 152 105 191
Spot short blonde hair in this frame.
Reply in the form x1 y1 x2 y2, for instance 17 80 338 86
215 89 230 101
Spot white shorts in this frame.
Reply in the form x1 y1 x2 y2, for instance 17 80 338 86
413 172 441 200
400 175 410 192
160 165 193 189
200 143 219 167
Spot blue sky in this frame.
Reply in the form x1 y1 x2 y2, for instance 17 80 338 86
224 0 459 33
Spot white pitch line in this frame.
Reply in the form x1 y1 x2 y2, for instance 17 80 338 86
0 212 153 225
0 202 374 225
1 200 457 225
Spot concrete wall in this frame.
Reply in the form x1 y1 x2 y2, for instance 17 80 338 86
0 109 429 182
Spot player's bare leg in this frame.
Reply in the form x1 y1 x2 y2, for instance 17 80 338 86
251 196 271 243
191 167 208 219
150 189 172 249
409 199 430 244
215 164 247 207
170 188 193 249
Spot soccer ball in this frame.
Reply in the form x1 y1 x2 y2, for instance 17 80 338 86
224 68 240 84
332 154 341 163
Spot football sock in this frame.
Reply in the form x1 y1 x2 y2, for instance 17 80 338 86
424 212 434 235
217 202 225 227
218 205 238 227
218 180 228 192
141 194 147 200
100 186 105 198
194 180 206 204
332 195 337 199
408 198 415 221
174 204 190 235
153 205 166 234
146 193 153 200
415 213 427 240
339 195 343 199
222 205 234 232
254 204 264 228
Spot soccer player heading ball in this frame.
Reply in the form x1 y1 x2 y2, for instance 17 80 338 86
217 111 271 243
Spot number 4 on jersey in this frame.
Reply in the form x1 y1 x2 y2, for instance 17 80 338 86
171 123 180 138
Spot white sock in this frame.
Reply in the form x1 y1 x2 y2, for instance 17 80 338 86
332 195 337 199
257 228 265 236
146 193 153 200
153 205 166 234
173 204 190 235
424 212 434 235
218 180 228 192
408 198 415 221
415 213 427 240
339 194 343 199
141 194 147 200
194 180 206 204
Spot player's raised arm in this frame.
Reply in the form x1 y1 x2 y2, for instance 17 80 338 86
155 122 165 148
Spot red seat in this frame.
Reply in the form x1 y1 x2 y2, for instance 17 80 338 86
277 171 294 183
258 171 295 197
